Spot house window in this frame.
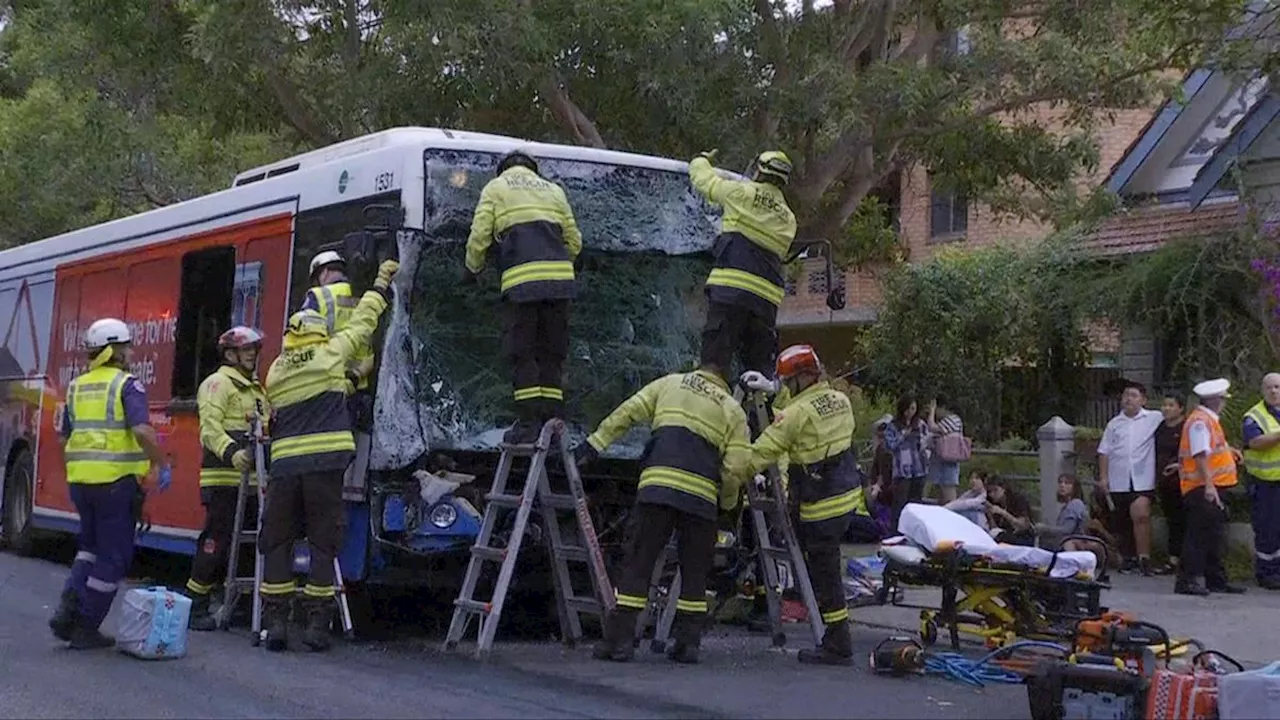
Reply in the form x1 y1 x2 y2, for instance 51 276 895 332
930 187 969 240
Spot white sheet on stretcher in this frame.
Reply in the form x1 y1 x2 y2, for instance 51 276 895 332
886 503 1098 580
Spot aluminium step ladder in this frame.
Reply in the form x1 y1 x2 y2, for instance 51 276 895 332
444 419 615 659
637 386 825 650
218 414 355 643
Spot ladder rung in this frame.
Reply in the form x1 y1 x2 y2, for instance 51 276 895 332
238 531 257 542
485 492 524 507
470 545 507 562
454 598 492 615
541 493 578 510
761 546 791 557
555 546 588 563
500 443 544 457
563 596 602 614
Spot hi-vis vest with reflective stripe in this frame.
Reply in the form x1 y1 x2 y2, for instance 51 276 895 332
198 364 269 488
465 166 583 303
64 366 150 484
267 289 388 476
747 382 862 536
1243 401 1280 482
688 156 796 321
587 370 750 522
1179 407 1239 495
306 281 374 391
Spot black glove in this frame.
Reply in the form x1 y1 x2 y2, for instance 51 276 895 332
460 267 478 286
573 442 599 469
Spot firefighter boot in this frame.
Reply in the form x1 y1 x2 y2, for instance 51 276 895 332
68 616 114 650
301 598 333 652
668 611 704 665
592 609 637 662
798 620 854 667
49 589 78 641
188 594 218 632
262 597 290 652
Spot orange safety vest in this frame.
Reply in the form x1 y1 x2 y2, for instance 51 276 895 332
1178 407 1238 495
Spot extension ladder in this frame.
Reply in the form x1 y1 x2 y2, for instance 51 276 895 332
635 387 825 650
444 419 614 659
218 413 355 643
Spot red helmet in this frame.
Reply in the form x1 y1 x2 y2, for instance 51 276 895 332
776 344 822 380
217 326 264 351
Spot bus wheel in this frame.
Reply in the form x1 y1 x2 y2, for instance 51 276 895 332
2 448 36 556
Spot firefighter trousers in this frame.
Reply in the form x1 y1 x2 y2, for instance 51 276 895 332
186 487 257 597
1250 479 1280 583
608 502 717 648
503 299 570 423
259 471 345 601
798 520 853 658
699 301 777 377
64 476 140 629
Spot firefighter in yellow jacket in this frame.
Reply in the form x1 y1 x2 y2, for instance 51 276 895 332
574 361 750 664
742 346 860 665
301 251 376 429
184 326 269 631
463 150 583 444
258 259 399 652
689 149 797 380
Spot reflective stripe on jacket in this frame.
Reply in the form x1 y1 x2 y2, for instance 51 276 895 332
587 370 751 521
688 156 796 320
65 367 150 484
305 281 374 391
465 166 583 303
1179 407 1239 495
747 381 862 537
267 289 388 477
1243 401 1280 482
198 365 270 488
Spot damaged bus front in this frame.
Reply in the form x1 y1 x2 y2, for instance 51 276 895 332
347 145 721 591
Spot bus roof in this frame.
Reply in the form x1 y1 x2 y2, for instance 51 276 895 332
0 127 698 281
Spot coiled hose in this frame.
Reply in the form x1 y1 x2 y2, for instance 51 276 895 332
924 640 1070 687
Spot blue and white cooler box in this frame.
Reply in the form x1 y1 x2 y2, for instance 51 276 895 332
116 586 191 660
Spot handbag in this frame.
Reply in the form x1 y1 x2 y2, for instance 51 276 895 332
936 433 972 463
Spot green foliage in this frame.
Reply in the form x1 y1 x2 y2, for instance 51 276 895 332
0 0 1258 253
863 238 1093 441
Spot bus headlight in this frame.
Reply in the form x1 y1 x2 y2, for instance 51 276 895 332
429 502 458 529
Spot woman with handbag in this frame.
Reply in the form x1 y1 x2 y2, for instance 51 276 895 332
927 394 970 504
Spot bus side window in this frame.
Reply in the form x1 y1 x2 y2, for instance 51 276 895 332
171 246 236 400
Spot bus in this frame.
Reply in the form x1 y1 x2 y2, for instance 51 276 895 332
0 127 727 597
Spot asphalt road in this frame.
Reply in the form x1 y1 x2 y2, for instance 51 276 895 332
0 546 1030 719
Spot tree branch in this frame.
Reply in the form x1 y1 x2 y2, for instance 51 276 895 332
264 67 339 145
540 76 606 148
752 0 790 141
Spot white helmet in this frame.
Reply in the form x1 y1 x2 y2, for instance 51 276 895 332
309 251 346 279
84 318 131 350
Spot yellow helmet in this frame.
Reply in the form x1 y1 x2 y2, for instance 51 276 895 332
284 309 329 346
754 150 793 185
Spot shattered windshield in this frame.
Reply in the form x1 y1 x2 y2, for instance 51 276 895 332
393 148 719 460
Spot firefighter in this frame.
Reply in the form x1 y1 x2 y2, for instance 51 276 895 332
301 251 376 429
688 149 797 381
462 149 583 444
48 318 171 648
574 362 751 664
740 346 858 665
258 259 399 652
1241 372 1280 590
1175 378 1246 596
184 326 270 631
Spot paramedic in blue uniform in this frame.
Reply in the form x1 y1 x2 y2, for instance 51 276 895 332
48 318 171 648
1242 372 1280 590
